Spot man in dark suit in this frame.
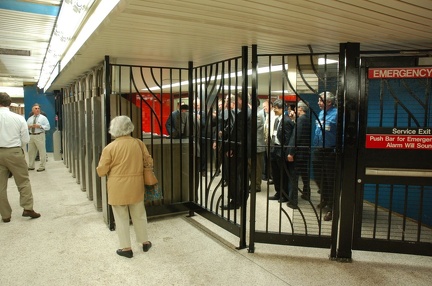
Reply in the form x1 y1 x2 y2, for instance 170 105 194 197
193 99 208 174
220 93 251 210
295 101 312 201
165 103 189 138
269 99 297 207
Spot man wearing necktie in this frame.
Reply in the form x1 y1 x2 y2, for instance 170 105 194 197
27 103 50 172
220 94 251 210
269 99 297 208
259 100 275 183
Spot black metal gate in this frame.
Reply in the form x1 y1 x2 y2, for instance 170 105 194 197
247 46 341 254
190 48 250 249
353 54 432 256
190 46 344 253
93 44 431 258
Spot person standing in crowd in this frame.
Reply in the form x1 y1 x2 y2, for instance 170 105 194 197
97 116 153 258
165 102 189 138
27 103 50 172
214 97 233 187
221 93 251 210
313 91 338 221
269 99 297 206
287 104 296 122
193 99 207 174
212 98 224 176
260 100 275 184
0 92 41 223
165 102 180 136
249 98 265 193
295 101 312 201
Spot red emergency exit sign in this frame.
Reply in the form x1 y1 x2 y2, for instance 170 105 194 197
366 128 432 150
368 67 432 79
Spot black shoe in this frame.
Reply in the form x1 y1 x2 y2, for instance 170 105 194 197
223 181 228 187
317 201 327 209
220 203 240 210
268 195 280 200
287 202 298 209
262 176 268 181
301 194 310 200
28 168 35 170
2 217 11 223
116 249 133 258
143 242 152 252
278 197 289 203
268 179 274 185
324 211 333 221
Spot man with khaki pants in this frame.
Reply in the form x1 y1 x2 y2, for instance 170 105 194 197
27 103 50 172
0 92 41 222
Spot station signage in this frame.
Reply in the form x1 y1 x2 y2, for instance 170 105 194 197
368 67 432 79
366 127 432 150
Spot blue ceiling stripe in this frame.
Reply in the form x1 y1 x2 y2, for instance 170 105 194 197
0 0 59 17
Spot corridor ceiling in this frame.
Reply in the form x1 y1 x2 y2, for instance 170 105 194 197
1 0 431 96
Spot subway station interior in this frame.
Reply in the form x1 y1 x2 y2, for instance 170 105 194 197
1 1 432 285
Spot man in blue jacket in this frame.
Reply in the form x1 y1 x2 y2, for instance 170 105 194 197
313 91 338 221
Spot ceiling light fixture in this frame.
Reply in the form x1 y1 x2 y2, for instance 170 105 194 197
61 0 120 70
142 64 289 91
318 58 338 65
37 0 96 91
0 86 23 98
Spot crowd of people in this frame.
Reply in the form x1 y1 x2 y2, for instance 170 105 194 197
173 91 338 221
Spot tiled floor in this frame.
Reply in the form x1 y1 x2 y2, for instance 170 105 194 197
1 154 432 285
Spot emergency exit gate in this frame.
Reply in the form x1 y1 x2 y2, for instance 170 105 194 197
58 43 432 259
353 55 432 256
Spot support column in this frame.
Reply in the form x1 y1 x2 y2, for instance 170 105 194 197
335 42 360 261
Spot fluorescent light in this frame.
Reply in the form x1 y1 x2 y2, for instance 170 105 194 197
61 0 120 70
272 90 292 93
142 64 288 91
0 86 23 98
38 0 96 90
318 58 338 65
44 62 60 92
256 64 288 74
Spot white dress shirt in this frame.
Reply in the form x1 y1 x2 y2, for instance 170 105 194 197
0 107 30 147
26 114 50 134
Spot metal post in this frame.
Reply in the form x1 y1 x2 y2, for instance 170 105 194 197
334 42 360 261
248 44 258 253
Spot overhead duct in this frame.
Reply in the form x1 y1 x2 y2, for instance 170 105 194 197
0 48 31 56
